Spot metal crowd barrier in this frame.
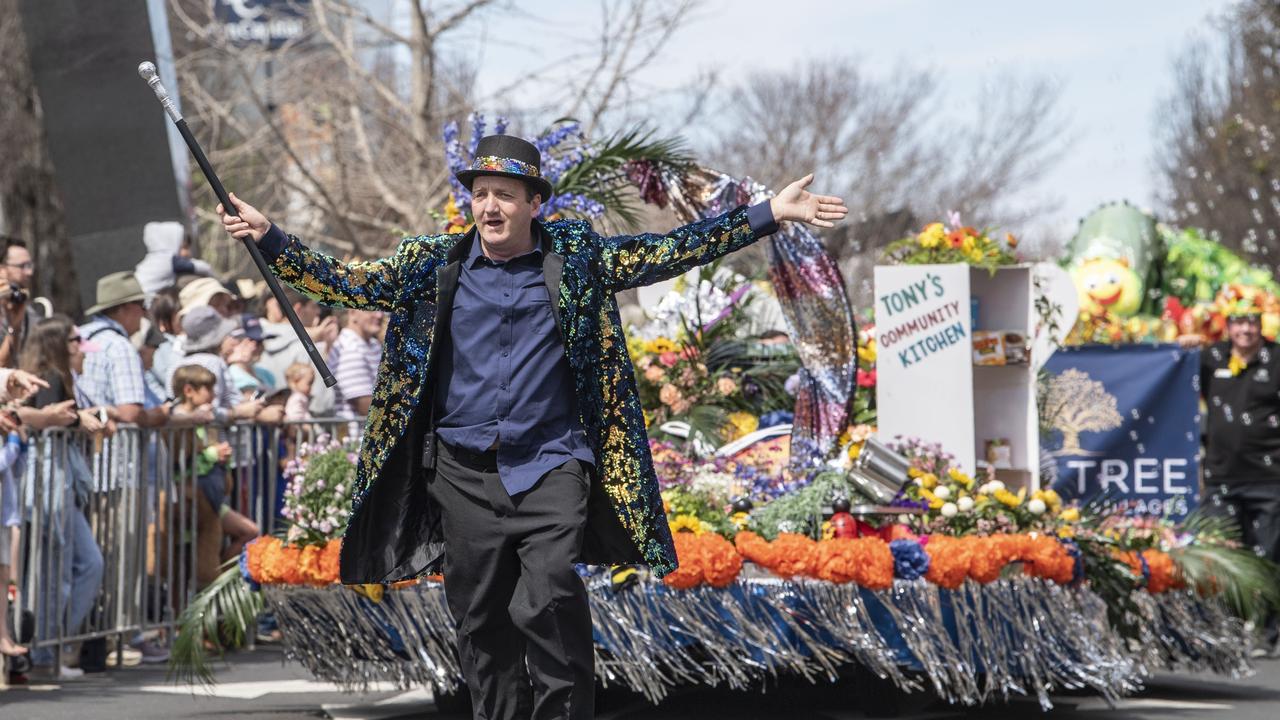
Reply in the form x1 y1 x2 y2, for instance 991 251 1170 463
14 417 362 671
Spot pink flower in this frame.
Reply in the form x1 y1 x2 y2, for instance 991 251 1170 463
716 377 737 395
659 352 679 367
644 365 666 382
659 384 682 406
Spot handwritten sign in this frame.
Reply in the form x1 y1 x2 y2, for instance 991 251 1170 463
874 264 976 473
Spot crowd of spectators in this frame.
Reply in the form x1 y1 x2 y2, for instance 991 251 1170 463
0 225 385 683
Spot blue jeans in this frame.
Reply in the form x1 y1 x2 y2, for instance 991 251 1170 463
31 504 104 666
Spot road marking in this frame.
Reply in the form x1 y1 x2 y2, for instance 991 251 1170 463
323 688 438 720
1103 698 1234 711
136 679 403 699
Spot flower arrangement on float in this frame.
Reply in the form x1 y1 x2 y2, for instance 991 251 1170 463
172 435 363 686
627 261 798 451
881 216 1019 272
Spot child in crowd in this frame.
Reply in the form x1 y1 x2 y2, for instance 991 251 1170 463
0 410 26 658
172 365 259 563
283 362 314 422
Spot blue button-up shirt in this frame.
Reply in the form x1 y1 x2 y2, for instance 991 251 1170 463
434 231 594 495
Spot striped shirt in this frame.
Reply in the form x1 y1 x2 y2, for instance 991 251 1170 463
328 327 381 417
77 316 146 409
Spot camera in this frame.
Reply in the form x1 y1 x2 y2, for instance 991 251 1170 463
7 285 26 305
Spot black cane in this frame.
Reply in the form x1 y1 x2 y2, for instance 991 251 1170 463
137 61 336 388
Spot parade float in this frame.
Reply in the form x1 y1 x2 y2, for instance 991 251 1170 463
172 119 1280 711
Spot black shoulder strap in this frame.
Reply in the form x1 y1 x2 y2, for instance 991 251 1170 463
87 325 128 340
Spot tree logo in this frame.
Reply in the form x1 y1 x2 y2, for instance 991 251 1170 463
1042 368 1122 455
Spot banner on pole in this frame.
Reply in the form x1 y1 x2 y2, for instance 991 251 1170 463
1042 345 1200 519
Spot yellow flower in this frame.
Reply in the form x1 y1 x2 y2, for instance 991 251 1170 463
725 411 759 439
908 467 923 479
947 467 974 489
847 441 865 461
857 343 877 363
669 514 704 535
919 487 944 509
731 511 751 530
821 520 835 540
1059 507 1080 523
919 472 938 489
646 337 677 354
994 488 1022 508
961 234 977 255
1034 489 1063 514
918 222 945 248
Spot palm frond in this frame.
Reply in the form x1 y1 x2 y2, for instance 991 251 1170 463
168 561 263 690
683 403 729 450
554 125 692 230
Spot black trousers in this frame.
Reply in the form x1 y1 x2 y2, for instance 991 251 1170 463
1206 482 1280 642
429 440 595 720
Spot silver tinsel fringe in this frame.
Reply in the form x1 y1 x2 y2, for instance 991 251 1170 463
261 577 1253 709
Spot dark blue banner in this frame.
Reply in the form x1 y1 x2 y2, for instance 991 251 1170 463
1042 345 1199 519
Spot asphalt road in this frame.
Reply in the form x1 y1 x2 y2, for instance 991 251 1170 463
3 646 1280 719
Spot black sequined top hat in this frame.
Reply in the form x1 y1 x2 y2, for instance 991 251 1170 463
455 134 553 202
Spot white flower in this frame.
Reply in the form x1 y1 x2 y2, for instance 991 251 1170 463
957 496 975 512
933 486 951 500
316 479 326 489
940 502 958 518
1027 498 1047 515
333 484 344 495
319 520 333 534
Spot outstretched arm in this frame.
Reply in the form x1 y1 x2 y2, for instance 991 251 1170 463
219 193 410 311
598 174 847 291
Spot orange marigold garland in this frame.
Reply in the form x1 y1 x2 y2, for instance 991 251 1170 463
968 534 1030 584
735 530 775 566
700 533 744 588
319 539 342 583
768 533 819 578
1143 549 1181 593
664 532 744 589
663 532 706 590
278 544 305 585
1022 534 1075 585
814 538 861 583
924 536 974 589
849 537 895 589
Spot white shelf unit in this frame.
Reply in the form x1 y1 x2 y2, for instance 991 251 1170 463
969 265 1039 491
873 263 1040 491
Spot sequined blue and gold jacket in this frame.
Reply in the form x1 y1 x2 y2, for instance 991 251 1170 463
258 203 777 583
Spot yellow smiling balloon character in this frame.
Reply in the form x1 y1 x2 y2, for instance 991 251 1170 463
1072 256 1143 316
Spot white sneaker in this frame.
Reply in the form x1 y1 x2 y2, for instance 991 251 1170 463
57 665 84 680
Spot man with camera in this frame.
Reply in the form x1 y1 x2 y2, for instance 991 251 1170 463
0 237 39 368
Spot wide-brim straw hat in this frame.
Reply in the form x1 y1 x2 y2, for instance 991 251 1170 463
85 271 147 317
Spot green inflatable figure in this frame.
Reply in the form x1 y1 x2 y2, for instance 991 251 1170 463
1063 202 1160 317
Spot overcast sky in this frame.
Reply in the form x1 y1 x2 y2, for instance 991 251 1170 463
461 0 1231 243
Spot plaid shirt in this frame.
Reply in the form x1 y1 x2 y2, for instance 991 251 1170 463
76 315 146 409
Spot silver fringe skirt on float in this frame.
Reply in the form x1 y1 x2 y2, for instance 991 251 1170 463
261 573 1252 709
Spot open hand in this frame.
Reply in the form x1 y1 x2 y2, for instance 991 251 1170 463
768 174 849 229
217 192 271 243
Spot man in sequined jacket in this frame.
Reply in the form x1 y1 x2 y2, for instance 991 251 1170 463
220 134 846 718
